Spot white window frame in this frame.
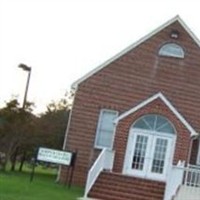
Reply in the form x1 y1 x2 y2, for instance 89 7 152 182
94 109 118 150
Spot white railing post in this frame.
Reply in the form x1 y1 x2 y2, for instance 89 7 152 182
83 148 115 198
184 165 189 186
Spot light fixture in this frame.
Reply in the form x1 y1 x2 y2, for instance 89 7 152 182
170 30 179 39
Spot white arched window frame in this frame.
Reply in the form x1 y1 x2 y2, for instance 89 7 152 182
159 43 185 58
133 114 176 134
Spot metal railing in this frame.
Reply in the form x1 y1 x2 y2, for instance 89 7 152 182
84 148 115 198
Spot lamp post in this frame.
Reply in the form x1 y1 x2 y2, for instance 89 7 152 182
17 63 32 172
18 63 32 109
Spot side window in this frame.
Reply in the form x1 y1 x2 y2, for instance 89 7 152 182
95 109 118 149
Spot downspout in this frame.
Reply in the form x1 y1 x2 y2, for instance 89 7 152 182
186 134 198 167
62 87 78 150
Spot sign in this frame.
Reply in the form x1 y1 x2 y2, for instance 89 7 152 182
37 147 72 166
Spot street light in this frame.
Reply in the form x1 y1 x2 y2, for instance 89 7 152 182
18 63 32 109
17 63 32 172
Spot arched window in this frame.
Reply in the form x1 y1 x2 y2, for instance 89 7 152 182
133 114 175 134
158 43 184 58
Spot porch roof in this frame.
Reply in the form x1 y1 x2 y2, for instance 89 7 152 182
114 92 199 138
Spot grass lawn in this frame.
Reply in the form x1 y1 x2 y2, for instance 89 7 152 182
0 166 83 200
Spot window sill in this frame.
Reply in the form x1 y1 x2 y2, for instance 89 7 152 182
94 145 112 151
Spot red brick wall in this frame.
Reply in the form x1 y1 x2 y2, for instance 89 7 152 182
61 21 200 186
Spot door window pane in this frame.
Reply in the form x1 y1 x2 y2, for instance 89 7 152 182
151 138 168 174
132 135 148 170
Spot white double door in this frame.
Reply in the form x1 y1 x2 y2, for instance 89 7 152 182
124 129 174 181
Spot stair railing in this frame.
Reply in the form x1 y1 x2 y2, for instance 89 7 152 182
84 148 115 198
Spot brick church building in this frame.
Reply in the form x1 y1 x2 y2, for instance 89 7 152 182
60 16 200 200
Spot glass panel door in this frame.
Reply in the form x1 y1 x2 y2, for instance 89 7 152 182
151 138 168 174
124 130 173 181
147 136 172 179
127 132 152 177
132 135 148 171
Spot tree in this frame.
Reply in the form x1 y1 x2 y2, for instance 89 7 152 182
35 95 71 150
0 98 36 171
0 91 73 171
17 92 72 171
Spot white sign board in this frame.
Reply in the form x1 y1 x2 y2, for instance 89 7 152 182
37 147 72 166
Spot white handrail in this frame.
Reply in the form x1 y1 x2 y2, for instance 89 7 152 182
188 164 200 170
84 148 115 198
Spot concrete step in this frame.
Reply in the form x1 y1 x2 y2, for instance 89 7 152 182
174 185 200 200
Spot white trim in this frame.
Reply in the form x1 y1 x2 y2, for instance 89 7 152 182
72 15 200 89
114 92 198 137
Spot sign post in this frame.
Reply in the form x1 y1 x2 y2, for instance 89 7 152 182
30 148 38 182
67 151 77 188
30 157 36 182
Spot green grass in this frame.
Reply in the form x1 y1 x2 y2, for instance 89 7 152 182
0 166 83 200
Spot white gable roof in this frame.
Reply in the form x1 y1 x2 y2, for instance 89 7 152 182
114 92 198 137
72 15 200 89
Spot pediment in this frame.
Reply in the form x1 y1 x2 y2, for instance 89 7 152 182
114 92 198 137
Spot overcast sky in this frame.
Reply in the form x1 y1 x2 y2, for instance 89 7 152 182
1 0 200 113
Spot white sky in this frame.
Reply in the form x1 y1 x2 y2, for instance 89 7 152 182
1 0 200 113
